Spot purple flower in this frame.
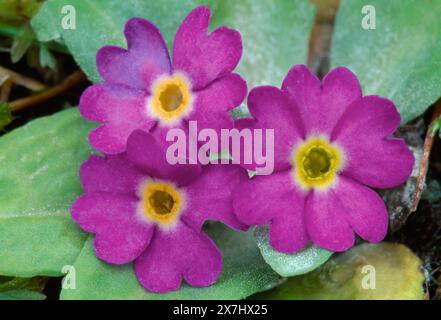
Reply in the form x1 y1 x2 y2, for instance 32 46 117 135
80 6 246 154
233 65 414 253
71 130 247 293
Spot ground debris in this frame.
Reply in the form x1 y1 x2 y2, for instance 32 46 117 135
382 119 425 231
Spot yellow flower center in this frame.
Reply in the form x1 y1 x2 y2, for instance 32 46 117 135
149 74 193 124
293 136 344 190
138 180 184 228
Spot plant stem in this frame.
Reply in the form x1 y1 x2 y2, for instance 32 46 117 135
411 100 441 212
9 70 86 112
0 65 46 91
0 77 12 102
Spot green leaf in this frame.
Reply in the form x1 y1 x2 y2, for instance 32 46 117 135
0 0 43 37
0 0 43 20
256 243 425 300
332 0 441 124
433 116 441 138
0 290 45 300
0 108 94 277
32 0 313 87
0 102 13 130
10 24 35 63
210 0 313 89
254 226 333 277
39 43 57 70
61 224 280 300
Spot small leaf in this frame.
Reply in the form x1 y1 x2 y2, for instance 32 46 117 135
0 108 94 277
0 0 43 37
432 116 441 138
332 0 441 123
39 43 57 70
11 24 35 63
254 226 332 277
0 102 13 130
256 243 425 300
61 224 280 300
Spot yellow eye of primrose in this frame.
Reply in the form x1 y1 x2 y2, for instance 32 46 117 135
293 136 344 190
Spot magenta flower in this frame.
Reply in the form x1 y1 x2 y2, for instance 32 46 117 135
80 6 246 154
71 130 247 293
233 65 414 253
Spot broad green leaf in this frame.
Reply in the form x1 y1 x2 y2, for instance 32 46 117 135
332 0 441 123
254 226 332 277
256 243 425 300
32 0 313 88
0 108 94 277
61 224 280 300
211 0 312 89
0 290 45 300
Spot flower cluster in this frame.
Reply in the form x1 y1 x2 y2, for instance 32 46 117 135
73 6 414 293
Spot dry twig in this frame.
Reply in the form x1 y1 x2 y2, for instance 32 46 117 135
411 100 441 212
0 65 46 91
9 70 86 112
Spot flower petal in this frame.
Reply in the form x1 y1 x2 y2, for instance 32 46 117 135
134 222 221 293
233 170 308 253
282 65 361 135
233 170 296 225
80 154 144 195
97 18 171 90
282 65 320 133
268 196 308 253
335 177 388 243
305 190 355 252
79 83 147 123
183 165 248 231
87 123 127 155
80 83 154 154
126 129 202 186
71 192 154 264
172 6 242 89
320 67 362 131
234 86 303 172
190 73 247 134
332 96 414 188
